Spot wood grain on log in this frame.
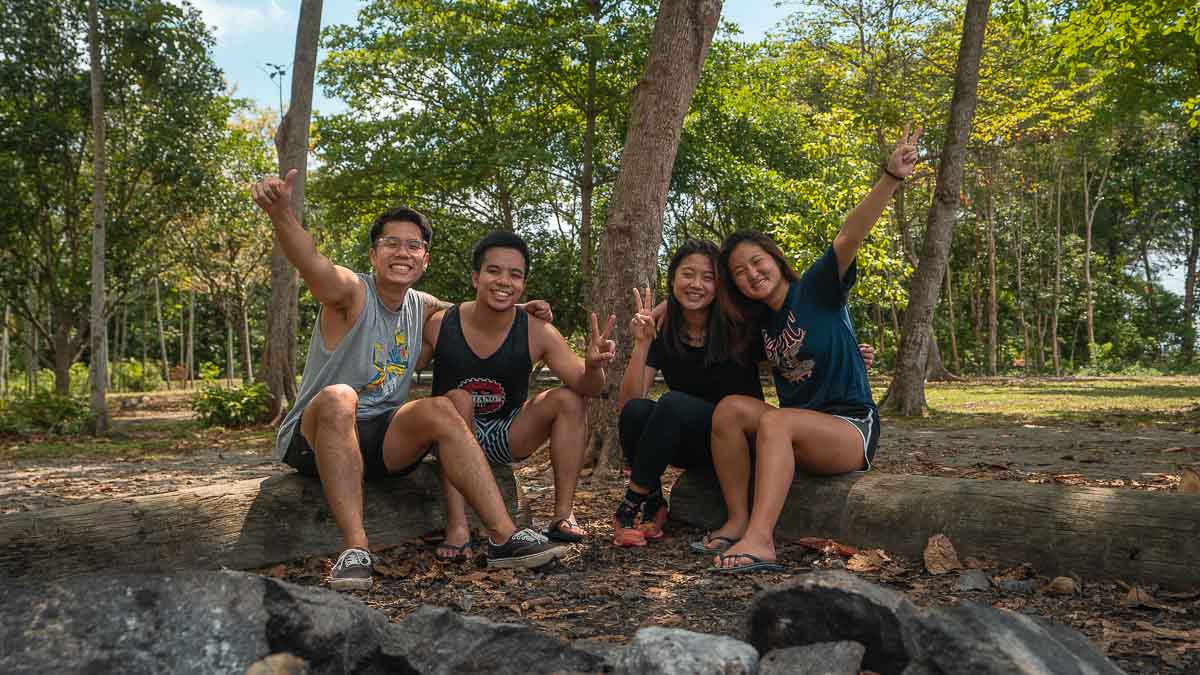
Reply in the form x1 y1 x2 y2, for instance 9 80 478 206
670 470 1200 589
0 462 524 581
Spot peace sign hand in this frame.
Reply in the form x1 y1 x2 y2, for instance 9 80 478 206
250 168 298 219
629 286 655 345
886 124 923 180
586 311 617 371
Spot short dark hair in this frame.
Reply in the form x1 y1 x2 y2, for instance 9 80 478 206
370 206 432 248
472 231 530 274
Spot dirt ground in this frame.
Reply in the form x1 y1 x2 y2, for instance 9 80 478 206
2 382 1198 673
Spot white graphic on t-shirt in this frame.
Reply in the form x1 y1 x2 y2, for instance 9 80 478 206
763 312 815 384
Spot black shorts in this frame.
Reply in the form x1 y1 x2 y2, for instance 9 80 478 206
282 409 428 480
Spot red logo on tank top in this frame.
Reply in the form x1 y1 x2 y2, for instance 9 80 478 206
461 378 506 415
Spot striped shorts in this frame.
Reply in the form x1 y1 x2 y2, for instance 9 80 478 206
475 407 522 465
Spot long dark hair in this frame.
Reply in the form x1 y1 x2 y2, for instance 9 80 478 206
718 230 800 359
660 240 730 367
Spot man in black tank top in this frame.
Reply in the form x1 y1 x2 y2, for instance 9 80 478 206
423 232 616 558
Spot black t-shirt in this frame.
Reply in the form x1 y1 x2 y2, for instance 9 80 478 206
646 334 763 405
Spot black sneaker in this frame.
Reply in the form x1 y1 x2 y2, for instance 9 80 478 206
330 548 373 591
486 528 564 569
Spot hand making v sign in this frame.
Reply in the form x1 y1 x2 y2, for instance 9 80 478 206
629 286 655 345
586 311 617 371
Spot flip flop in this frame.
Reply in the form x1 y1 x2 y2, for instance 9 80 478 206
708 552 787 574
545 517 586 543
689 533 735 554
435 539 475 562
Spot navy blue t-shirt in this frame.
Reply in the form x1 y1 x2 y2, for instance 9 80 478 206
760 245 875 416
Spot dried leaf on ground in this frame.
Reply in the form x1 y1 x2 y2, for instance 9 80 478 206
1043 576 1079 596
1180 466 1200 494
846 549 891 572
1161 447 1200 454
794 537 859 557
1134 621 1200 642
1123 585 1155 607
923 534 962 575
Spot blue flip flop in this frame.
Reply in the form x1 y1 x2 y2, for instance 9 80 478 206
689 533 735 554
708 552 787 574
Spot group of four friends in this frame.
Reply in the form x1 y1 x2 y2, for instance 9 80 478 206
249 126 921 591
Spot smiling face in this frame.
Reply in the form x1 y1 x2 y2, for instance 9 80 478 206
671 252 716 312
471 246 526 312
368 220 430 288
728 242 786 305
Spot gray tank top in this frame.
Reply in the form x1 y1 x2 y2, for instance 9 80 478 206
275 273 425 458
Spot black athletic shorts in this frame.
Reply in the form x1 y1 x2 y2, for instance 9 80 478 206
282 408 427 480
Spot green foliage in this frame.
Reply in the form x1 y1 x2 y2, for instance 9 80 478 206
192 383 271 428
198 361 222 382
111 359 165 393
0 390 89 435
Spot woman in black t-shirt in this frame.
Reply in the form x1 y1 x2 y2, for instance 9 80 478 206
612 240 764 548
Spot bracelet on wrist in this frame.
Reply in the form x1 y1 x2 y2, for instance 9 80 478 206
883 166 905 182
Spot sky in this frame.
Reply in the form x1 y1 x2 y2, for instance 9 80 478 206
182 1 1187 295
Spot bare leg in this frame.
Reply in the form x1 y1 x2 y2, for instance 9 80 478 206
706 395 771 549
382 396 517 545
507 387 587 533
715 408 865 568
438 389 475 556
299 385 370 551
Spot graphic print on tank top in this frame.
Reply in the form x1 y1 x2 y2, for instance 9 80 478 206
362 328 410 403
460 377 506 416
763 311 815 384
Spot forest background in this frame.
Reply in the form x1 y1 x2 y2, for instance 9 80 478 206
1 0 1197 426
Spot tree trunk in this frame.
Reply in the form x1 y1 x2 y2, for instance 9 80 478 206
153 278 170 390
1184 219 1199 364
1 305 9 400
86 0 108 429
186 290 195 388
226 307 236 388
261 0 322 421
880 0 990 415
585 0 723 471
239 298 253 385
1016 192 1029 374
580 20 598 299
1082 156 1109 362
1052 163 1063 375
670 469 1200 590
986 176 998 376
944 266 960 373
141 295 149 389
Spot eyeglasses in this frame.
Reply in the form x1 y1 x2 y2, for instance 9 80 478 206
375 236 428 253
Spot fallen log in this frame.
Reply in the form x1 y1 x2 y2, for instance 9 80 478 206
670 470 1200 589
0 462 525 582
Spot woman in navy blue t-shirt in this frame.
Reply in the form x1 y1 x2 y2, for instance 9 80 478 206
700 126 921 573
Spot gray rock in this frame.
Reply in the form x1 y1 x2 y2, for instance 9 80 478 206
0 571 408 674
389 605 605 674
758 641 866 675
616 627 757 675
956 569 992 592
997 579 1039 594
746 571 918 674
746 571 1124 675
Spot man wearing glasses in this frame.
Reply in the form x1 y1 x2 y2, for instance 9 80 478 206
251 170 563 591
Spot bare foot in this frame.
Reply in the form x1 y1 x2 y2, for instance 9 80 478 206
712 536 777 569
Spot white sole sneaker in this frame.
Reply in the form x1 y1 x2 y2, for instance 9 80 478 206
486 544 565 569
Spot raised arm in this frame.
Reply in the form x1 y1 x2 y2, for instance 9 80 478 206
832 126 922 278
538 312 615 397
617 287 658 410
251 169 361 311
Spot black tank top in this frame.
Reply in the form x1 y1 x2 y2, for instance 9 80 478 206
432 306 532 421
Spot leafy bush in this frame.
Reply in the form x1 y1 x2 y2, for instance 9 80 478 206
198 361 222 381
111 359 165 392
192 383 271 428
0 391 90 434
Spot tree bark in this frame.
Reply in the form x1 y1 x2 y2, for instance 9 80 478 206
1184 218 1199 364
261 0 322 421
1 305 9 400
0 464 521 581
585 0 723 470
880 0 989 415
1052 163 1063 375
225 306 236 387
1016 191 1029 374
985 174 998 376
86 0 108 429
186 290 195 387
944 266 960 373
1082 156 1109 361
239 298 253 385
23 313 35 393
153 278 170 390
670 469 1200 590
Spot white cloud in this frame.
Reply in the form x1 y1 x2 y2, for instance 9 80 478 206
179 0 291 42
